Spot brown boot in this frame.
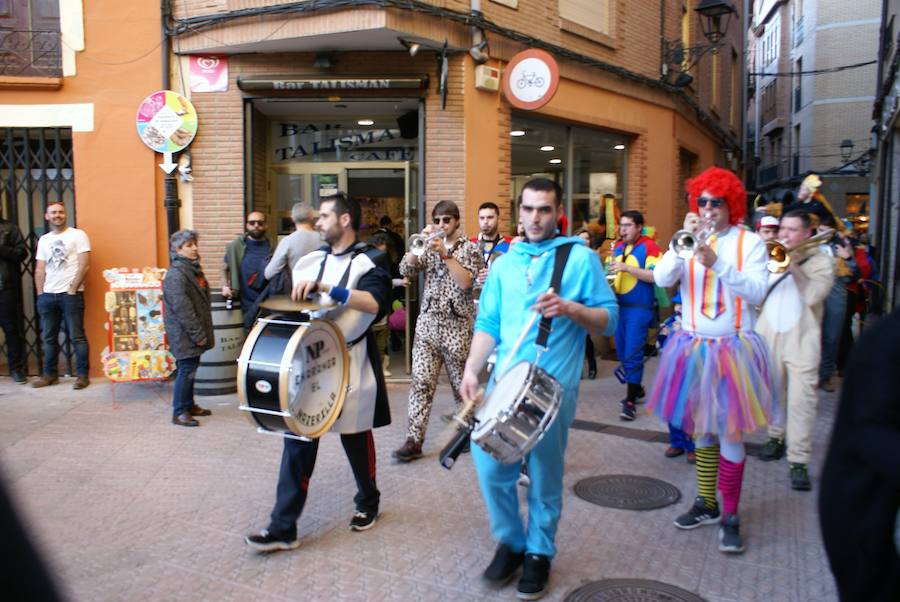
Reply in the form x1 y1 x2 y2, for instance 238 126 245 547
73 376 90 390
392 438 423 462
31 374 59 388
189 404 211 416
172 412 199 427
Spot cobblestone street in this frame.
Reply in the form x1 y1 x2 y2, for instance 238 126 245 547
0 357 839 601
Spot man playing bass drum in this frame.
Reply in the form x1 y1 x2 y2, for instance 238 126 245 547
245 192 392 552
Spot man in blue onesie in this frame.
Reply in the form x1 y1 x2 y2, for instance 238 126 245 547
608 210 661 420
460 178 618 600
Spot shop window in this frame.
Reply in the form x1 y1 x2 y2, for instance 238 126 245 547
510 115 628 237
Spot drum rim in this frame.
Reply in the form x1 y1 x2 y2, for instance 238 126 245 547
473 360 533 437
237 317 271 432
279 318 350 438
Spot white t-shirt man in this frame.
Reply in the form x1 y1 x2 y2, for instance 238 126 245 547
36 227 91 293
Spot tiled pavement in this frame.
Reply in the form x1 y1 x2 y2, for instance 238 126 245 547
0 356 839 601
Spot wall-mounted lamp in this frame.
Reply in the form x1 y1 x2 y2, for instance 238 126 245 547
313 53 335 69
662 0 737 87
840 139 855 160
399 38 421 57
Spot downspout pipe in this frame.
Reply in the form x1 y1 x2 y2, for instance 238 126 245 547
161 0 180 238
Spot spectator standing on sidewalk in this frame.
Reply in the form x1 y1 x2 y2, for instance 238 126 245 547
0 213 28 383
162 230 214 427
264 202 321 294
222 211 271 330
33 202 91 390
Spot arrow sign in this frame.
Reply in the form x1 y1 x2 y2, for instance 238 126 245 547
159 152 177 174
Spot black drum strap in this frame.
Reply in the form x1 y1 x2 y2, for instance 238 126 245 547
535 243 574 349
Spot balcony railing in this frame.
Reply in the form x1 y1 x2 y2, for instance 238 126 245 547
758 163 782 186
0 29 62 77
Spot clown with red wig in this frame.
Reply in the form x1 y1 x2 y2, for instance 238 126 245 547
647 166 780 554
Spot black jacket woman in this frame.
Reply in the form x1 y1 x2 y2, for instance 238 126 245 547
163 229 214 427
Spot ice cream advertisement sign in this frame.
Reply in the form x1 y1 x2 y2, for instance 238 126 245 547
136 90 198 154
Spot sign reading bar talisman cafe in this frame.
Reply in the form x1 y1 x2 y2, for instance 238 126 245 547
273 122 417 163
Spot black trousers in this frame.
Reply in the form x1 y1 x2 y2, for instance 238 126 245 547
268 430 379 537
0 288 25 373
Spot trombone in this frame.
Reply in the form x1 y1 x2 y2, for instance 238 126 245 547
408 230 446 256
765 231 834 273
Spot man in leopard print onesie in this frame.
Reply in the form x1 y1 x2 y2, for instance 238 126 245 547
392 200 483 462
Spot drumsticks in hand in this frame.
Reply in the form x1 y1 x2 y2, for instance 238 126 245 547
438 388 483 470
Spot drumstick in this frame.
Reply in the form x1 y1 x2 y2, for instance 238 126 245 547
437 389 482 470
496 286 554 378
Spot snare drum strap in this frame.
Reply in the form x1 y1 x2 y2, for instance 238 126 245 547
535 242 575 349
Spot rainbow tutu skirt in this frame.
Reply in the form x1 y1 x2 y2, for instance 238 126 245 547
647 330 780 437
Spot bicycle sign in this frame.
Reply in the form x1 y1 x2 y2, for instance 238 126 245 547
503 49 559 110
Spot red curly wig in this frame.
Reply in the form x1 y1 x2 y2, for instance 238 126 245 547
686 167 747 226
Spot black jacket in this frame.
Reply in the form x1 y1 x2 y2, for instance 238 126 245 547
163 256 214 360
0 219 27 291
819 308 900 602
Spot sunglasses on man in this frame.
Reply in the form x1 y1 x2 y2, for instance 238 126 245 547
247 219 265 226
697 197 724 208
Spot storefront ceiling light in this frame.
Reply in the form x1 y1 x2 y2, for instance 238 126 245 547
549 158 562 164
540 145 555 151
510 130 526 136
614 144 626 150
358 119 375 126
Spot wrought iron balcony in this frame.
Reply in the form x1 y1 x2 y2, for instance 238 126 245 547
0 29 62 77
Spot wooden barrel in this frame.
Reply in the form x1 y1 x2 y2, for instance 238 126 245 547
195 292 244 396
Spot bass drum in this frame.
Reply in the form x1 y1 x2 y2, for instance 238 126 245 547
237 315 349 439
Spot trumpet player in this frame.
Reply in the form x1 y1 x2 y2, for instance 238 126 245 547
608 210 661 420
393 200 483 462
756 210 834 491
647 167 778 554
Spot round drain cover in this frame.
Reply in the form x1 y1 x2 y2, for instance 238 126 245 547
564 579 707 602
574 475 680 510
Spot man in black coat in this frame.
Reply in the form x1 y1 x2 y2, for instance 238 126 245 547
0 215 29 383
163 230 215 427
819 308 900 601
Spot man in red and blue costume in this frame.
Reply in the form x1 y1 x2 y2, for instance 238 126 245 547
609 210 661 420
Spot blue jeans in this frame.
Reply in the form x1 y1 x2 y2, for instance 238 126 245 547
37 292 89 377
172 356 201 417
820 283 846 382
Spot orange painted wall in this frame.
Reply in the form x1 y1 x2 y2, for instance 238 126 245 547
2 2 163 375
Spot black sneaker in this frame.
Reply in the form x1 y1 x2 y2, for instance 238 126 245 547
483 543 524 584
349 510 377 531
244 529 299 552
674 496 721 529
718 513 745 554
759 437 785 462
11 371 27 384
790 463 812 491
620 400 636 421
517 554 551 600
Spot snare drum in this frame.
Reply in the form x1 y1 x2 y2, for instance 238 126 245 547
237 315 349 439
472 361 562 464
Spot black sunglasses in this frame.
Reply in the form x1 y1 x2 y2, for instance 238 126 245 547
433 216 453 225
247 219 265 225
697 197 724 208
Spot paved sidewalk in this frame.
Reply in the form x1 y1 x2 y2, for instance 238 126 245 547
0 359 839 601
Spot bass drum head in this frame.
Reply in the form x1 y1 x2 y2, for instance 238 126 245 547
473 361 530 438
281 319 349 438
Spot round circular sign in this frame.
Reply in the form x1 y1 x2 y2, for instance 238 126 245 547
502 49 560 111
135 90 198 153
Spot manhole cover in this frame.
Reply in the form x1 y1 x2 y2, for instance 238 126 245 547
565 579 707 602
574 475 680 510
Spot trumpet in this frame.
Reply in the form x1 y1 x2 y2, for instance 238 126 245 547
765 231 835 273
408 230 446 256
670 213 714 259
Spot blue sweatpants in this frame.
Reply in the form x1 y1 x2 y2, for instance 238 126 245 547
614 306 654 385
471 395 576 559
